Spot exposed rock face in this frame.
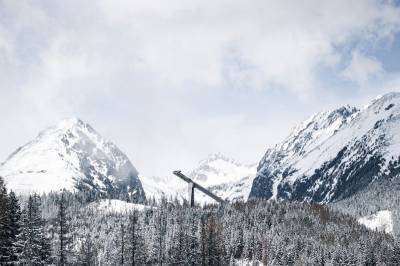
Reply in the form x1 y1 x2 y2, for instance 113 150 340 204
250 92 400 203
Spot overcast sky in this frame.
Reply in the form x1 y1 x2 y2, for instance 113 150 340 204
1 0 400 177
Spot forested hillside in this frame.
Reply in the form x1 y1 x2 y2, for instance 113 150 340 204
333 176 400 237
1 176 400 265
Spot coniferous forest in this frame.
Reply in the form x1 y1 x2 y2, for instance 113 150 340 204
1 176 400 266
2 0 400 265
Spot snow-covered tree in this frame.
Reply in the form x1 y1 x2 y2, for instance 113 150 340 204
56 190 73 265
19 194 52 265
0 176 12 264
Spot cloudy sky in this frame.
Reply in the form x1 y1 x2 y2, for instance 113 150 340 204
1 0 400 176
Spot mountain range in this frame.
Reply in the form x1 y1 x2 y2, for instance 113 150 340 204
0 118 255 205
1 92 400 212
141 153 256 204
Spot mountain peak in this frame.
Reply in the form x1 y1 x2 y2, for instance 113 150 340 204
251 92 400 203
188 153 256 186
373 91 400 102
35 117 94 142
367 91 400 111
57 117 85 128
201 153 237 165
51 117 96 135
0 119 145 202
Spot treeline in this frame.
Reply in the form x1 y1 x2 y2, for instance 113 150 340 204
69 200 400 265
1 175 400 265
0 177 71 265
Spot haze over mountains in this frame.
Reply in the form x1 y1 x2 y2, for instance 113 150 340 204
141 153 256 204
1 92 400 212
0 117 256 204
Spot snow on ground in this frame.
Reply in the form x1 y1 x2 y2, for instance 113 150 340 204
87 199 151 214
358 210 393 234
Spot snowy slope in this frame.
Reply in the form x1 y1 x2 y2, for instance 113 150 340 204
0 118 145 202
86 199 151 214
141 153 256 204
358 210 393 234
251 92 400 203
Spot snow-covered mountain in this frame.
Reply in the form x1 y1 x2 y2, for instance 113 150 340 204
250 92 400 203
187 153 257 203
141 153 256 204
0 118 146 203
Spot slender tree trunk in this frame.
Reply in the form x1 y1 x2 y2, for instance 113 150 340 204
59 194 65 266
131 212 137 266
121 223 125 265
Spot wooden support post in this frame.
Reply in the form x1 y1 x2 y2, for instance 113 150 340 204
188 182 195 207
173 170 225 206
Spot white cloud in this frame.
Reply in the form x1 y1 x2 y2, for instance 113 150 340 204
92 0 400 92
2 0 398 94
0 0 400 176
341 50 384 87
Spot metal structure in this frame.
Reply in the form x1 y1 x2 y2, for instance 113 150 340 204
173 170 225 207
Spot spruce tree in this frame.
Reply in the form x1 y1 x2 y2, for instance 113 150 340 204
390 241 400 265
19 194 52 265
8 191 23 263
120 222 125 265
169 213 186 264
186 212 201 265
150 209 167 265
199 213 207 266
78 234 96 266
0 176 12 264
127 210 146 266
56 190 72 265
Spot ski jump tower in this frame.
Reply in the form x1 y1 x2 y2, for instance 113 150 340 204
173 170 225 207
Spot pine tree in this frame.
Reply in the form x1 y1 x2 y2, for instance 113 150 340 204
0 176 12 264
206 213 226 265
78 234 96 266
56 190 73 265
120 222 125 265
149 209 167 265
199 212 207 266
19 194 53 265
261 241 269 266
8 191 23 263
127 210 146 266
390 241 400 266
186 212 201 265
364 248 377 266
169 212 186 264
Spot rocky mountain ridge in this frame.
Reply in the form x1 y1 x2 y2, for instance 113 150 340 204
250 92 400 204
